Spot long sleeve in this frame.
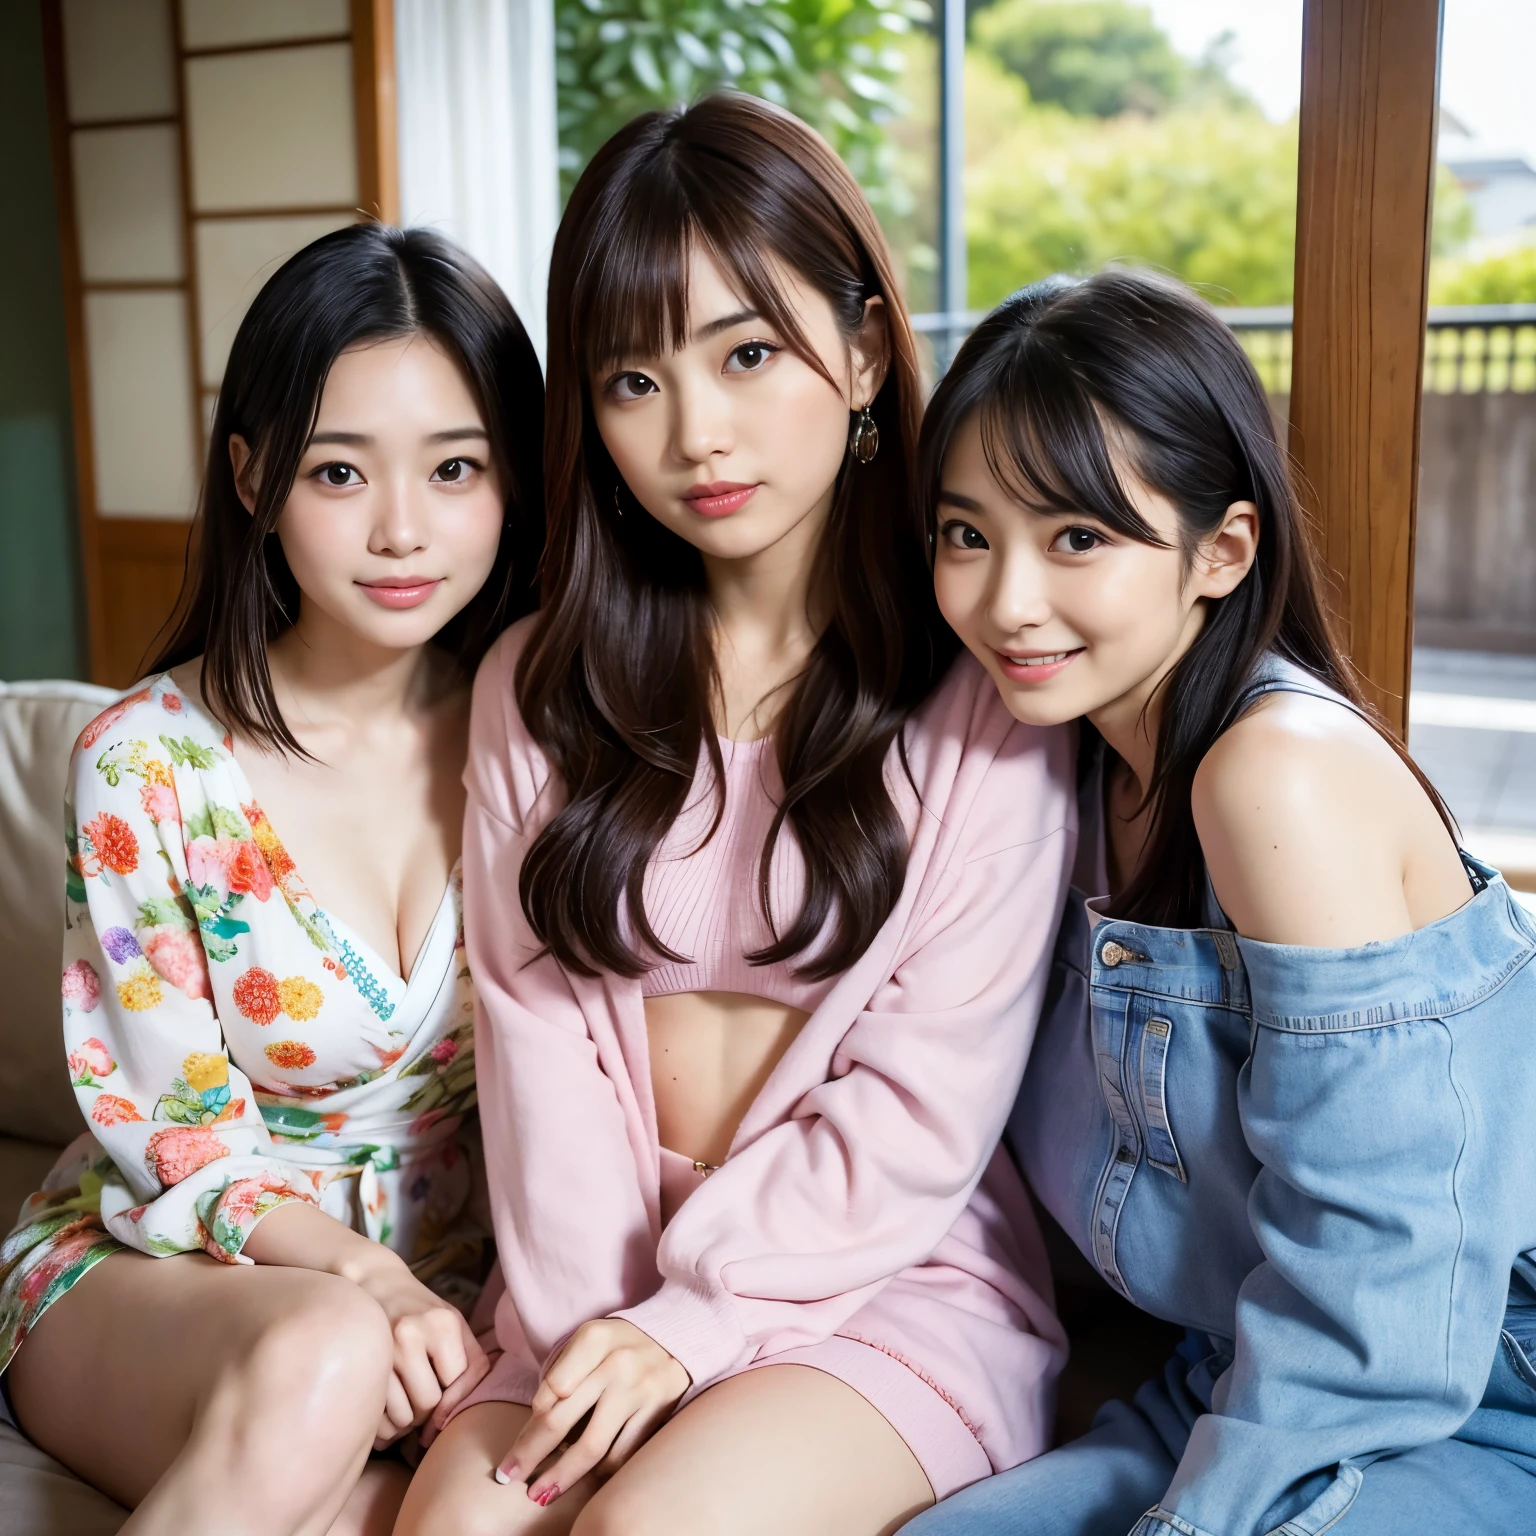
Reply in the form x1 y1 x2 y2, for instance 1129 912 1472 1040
1139 942 1530 1536
461 645 660 1397
614 728 1075 1390
62 734 316 1263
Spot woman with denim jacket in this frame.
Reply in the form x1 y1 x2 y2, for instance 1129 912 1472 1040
902 268 1536 1536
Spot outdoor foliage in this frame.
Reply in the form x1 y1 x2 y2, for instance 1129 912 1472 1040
971 0 1242 118
962 47 1296 309
1430 244 1536 305
553 0 928 217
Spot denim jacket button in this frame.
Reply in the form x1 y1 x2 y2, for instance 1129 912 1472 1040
1101 940 1126 967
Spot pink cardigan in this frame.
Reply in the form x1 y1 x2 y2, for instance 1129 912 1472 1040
461 617 1076 1472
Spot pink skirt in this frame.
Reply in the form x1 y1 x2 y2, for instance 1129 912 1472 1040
456 1148 1061 1499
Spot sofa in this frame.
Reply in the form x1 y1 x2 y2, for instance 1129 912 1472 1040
0 679 129 1533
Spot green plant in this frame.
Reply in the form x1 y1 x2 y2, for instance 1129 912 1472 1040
971 0 1245 118
554 0 929 217
962 51 1298 308
1430 244 1536 306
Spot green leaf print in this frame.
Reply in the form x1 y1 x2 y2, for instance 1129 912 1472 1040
94 750 121 788
201 931 239 965
183 806 214 842
160 735 216 771
209 805 249 840
258 1101 326 1141
208 913 250 941
145 1235 185 1257
137 895 192 930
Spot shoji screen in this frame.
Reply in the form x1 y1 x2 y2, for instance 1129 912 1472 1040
42 0 396 686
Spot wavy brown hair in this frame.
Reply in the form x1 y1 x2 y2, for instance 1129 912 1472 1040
919 268 1452 927
517 93 956 979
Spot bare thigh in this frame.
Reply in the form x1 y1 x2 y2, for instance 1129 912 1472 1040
576 1364 934 1536
393 1401 600 1536
7 1247 386 1511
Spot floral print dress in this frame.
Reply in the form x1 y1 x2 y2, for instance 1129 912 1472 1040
0 675 486 1373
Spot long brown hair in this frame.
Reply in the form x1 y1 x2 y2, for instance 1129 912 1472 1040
919 268 1452 927
517 93 956 979
154 223 545 753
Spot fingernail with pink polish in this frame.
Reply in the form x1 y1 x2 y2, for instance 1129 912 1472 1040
534 1484 560 1507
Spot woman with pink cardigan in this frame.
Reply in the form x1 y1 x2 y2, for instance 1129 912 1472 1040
397 94 1075 1536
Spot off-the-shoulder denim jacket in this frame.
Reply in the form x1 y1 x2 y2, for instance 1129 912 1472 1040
1011 663 1536 1536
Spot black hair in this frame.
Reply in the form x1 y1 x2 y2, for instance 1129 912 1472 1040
154 222 545 753
919 267 1450 926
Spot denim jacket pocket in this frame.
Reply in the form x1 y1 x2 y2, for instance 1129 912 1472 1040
1138 1017 1186 1182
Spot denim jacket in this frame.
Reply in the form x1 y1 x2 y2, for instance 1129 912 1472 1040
1010 662 1536 1536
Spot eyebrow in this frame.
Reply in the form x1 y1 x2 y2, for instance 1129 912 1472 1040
306 427 489 448
691 307 760 343
937 490 984 512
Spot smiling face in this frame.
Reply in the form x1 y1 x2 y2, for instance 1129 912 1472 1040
232 333 504 654
933 413 1257 742
588 246 886 572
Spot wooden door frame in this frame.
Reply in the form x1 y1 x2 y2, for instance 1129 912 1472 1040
1289 0 1445 737
40 0 399 686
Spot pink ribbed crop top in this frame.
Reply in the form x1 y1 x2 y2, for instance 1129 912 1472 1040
639 736 835 1012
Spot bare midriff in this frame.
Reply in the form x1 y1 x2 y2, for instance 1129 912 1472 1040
644 990 811 1170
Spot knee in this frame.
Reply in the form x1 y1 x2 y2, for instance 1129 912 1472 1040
573 1480 673 1536
222 1275 392 1457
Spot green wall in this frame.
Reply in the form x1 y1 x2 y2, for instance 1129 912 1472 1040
0 2 83 680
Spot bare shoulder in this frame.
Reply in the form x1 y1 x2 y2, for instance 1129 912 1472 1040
1190 691 1426 946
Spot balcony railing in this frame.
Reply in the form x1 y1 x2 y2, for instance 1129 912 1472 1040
912 303 1536 397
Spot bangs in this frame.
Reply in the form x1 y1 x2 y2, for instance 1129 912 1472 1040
974 342 1166 547
574 144 840 384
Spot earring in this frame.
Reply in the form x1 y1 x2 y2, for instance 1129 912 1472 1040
613 484 624 518
849 405 879 464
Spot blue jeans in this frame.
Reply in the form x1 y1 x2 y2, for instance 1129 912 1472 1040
903 1334 1536 1536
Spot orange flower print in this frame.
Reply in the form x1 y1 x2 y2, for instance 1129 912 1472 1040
264 1040 317 1072
116 963 163 1012
82 812 138 876
276 976 323 1022
233 967 280 1025
145 1125 230 1186
225 839 274 901
77 688 153 752
90 1093 144 1127
241 803 304 900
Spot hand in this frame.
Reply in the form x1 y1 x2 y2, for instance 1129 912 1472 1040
496 1319 689 1505
346 1250 490 1449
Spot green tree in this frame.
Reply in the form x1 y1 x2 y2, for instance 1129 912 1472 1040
971 0 1219 118
554 0 928 216
1430 244 1536 304
962 51 1297 308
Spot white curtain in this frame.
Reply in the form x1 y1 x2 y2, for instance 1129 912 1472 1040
394 0 560 362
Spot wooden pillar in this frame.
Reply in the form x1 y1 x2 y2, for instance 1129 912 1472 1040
352 0 400 225
1289 0 1444 735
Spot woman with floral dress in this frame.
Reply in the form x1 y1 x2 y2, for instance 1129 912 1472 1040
0 224 543 1536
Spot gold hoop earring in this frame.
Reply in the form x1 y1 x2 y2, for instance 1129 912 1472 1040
613 484 625 518
849 405 879 464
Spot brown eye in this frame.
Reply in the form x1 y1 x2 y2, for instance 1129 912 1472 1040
1051 526 1102 554
319 463 360 487
725 341 776 373
940 520 988 551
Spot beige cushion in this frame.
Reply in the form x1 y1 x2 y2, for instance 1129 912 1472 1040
0 1423 125 1534
0 1139 69 1233
0 682 121 1147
